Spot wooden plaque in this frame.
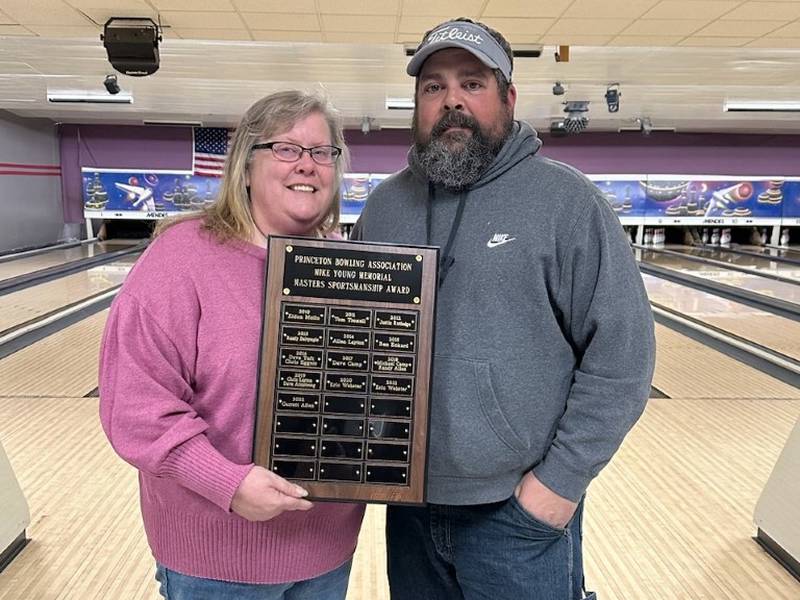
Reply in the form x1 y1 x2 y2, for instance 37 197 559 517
253 236 438 504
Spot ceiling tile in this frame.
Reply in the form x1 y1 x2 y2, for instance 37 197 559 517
1 0 92 26
23 24 100 37
251 30 322 41
319 0 400 15
0 24 33 35
238 12 319 30
722 1 800 20
746 36 800 47
150 0 235 10
564 0 660 19
548 18 633 35
81 8 158 25
325 31 395 43
0 61 39 73
321 14 396 32
482 0 573 18
170 28 251 40
770 20 800 35
694 19 786 35
609 35 685 45
478 17 555 35
233 0 315 11
539 34 614 45
642 1 741 19
159 11 244 28
679 35 754 45
403 0 483 17
500 31 546 44
398 16 459 34
622 19 708 35
65 0 151 9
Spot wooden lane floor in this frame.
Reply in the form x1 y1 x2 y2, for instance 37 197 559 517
644 274 800 361
1 393 797 599
652 323 800 399
0 311 799 598
640 250 800 306
0 396 155 600
0 310 108 398
0 256 137 334
0 240 138 283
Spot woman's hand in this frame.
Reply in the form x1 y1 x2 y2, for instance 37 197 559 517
231 466 313 521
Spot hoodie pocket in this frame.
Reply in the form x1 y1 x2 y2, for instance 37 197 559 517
429 356 528 479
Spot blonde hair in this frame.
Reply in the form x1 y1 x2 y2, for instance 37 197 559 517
155 90 349 241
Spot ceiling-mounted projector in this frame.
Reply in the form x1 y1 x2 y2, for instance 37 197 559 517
102 17 162 77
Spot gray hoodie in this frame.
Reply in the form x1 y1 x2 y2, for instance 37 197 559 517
354 121 655 505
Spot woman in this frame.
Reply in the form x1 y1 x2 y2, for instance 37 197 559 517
99 91 365 599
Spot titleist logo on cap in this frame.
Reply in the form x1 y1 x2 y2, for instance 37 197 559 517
426 26 484 46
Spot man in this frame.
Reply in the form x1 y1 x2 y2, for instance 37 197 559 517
353 17 655 600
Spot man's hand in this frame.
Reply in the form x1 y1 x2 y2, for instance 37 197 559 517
514 472 578 530
231 466 313 521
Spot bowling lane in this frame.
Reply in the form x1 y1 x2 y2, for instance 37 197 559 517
735 244 800 262
0 240 139 282
0 254 138 333
642 273 800 361
664 245 800 280
639 249 800 307
0 309 109 398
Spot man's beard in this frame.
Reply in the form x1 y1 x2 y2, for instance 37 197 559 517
412 109 512 191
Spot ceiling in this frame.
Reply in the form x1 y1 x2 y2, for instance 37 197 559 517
1 0 800 133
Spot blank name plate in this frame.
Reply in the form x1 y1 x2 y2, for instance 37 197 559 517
254 236 438 505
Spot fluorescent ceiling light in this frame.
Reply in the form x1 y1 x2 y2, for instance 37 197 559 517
386 97 414 110
47 90 133 104
143 119 203 127
403 42 542 58
723 100 800 113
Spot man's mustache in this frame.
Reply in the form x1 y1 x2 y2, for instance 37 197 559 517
430 111 480 139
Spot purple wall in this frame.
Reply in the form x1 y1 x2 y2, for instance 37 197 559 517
344 129 411 173
61 123 800 223
538 131 800 176
344 128 800 176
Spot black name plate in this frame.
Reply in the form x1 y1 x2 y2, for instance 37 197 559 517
373 333 416 353
372 354 415 374
329 308 372 328
276 392 320 412
328 329 371 349
255 237 438 505
282 326 325 347
327 351 369 371
374 311 417 331
371 376 414 397
282 245 424 304
283 304 326 324
278 370 321 391
325 373 368 393
281 348 323 369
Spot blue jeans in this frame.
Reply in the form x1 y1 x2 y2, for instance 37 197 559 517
387 496 586 600
155 559 352 600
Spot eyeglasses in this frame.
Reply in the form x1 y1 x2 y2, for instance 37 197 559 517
251 141 342 166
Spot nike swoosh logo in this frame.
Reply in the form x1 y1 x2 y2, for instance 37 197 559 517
487 237 516 248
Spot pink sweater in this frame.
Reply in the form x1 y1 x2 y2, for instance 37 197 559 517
99 219 364 584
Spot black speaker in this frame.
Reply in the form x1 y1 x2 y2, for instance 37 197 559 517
102 17 161 77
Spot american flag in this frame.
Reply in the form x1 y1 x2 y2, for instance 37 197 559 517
193 127 232 177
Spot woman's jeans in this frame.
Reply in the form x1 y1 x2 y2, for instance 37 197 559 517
155 558 352 600
387 497 587 600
